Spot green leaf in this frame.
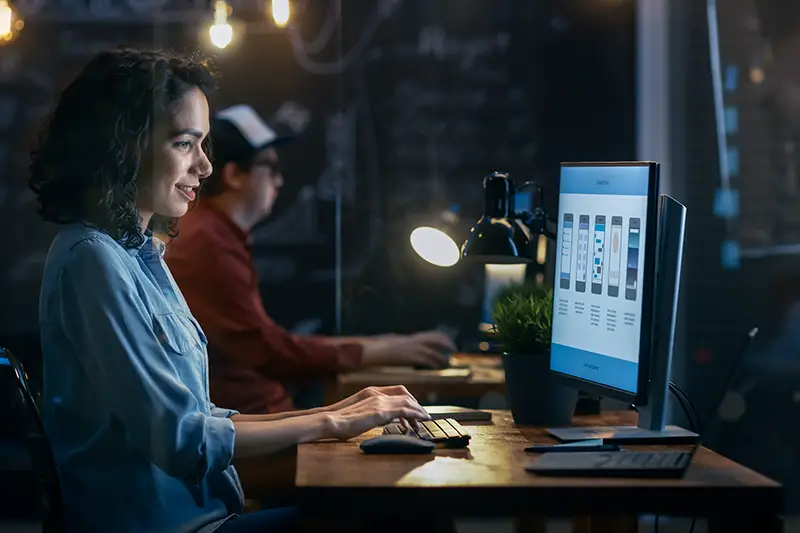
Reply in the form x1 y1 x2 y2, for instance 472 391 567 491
490 281 553 355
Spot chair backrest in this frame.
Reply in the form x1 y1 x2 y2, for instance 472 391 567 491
1 346 63 533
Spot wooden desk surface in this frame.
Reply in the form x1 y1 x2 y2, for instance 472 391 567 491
296 410 781 520
332 353 505 404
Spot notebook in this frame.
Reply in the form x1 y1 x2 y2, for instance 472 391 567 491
424 405 493 422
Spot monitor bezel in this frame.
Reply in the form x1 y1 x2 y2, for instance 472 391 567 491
550 161 660 405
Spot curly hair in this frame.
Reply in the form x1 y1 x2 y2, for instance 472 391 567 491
28 47 218 249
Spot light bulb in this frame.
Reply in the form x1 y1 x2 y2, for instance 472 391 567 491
209 0 233 49
271 0 290 27
410 226 460 267
0 0 21 43
209 23 233 48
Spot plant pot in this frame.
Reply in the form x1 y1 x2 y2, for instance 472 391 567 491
502 352 579 426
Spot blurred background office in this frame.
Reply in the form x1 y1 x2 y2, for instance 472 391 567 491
0 0 636 363
4 0 800 527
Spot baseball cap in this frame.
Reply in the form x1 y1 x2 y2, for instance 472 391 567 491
211 104 295 167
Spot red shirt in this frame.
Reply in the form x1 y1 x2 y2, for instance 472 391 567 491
164 202 363 414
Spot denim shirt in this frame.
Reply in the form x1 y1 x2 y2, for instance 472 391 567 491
38 222 244 533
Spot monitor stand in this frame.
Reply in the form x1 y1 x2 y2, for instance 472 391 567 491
547 195 700 445
546 405 699 444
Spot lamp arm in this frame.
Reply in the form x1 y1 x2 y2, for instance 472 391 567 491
541 225 557 241
517 180 558 222
514 180 557 240
517 181 542 193
514 210 557 241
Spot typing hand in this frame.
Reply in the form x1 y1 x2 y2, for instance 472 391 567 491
361 330 455 369
327 385 419 412
323 395 431 441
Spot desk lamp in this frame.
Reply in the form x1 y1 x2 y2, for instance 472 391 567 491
461 172 556 263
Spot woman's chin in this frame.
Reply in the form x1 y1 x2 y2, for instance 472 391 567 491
156 205 189 220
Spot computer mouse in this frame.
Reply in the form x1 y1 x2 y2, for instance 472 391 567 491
359 435 436 455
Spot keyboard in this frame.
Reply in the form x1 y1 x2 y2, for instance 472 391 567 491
383 418 471 448
526 451 693 478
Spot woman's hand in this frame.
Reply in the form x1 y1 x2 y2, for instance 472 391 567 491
321 394 431 441
326 385 419 412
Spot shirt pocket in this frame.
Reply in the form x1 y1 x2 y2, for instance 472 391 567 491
185 315 208 349
152 312 192 355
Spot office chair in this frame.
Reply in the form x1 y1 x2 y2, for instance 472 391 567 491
2 346 63 533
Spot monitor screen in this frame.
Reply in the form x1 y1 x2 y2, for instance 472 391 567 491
550 163 655 396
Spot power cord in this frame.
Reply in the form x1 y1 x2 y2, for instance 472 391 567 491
628 382 700 433
669 381 700 433
645 383 699 533
668 383 699 533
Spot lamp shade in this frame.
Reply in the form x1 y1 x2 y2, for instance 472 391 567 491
461 172 534 264
461 216 534 264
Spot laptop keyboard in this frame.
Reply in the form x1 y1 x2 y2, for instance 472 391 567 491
383 418 471 448
600 451 692 469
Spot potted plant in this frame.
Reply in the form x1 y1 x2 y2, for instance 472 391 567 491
491 281 578 426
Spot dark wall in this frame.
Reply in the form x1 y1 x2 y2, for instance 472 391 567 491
676 0 800 511
0 0 636 351
337 0 636 337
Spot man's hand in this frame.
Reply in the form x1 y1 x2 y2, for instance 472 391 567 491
322 394 431 441
360 330 456 369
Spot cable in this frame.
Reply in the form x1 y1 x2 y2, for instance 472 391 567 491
631 384 699 432
645 328 758 533
669 381 700 433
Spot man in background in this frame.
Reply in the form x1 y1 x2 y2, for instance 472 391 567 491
165 104 455 414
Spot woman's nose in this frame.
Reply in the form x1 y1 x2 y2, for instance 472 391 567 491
196 152 213 179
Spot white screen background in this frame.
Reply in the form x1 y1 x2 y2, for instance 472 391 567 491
552 193 648 364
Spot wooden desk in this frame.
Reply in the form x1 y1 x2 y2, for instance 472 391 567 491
329 353 506 404
296 410 782 532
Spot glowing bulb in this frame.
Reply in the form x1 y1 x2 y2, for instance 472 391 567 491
410 227 460 267
209 23 233 48
209 0 233 49
0 0 21 43
272 0 290 27
750 67 765 84
0 2 11 37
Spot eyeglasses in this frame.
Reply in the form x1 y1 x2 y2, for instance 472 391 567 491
251 159 282 175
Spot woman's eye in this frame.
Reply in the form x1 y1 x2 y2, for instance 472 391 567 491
174 140 193 150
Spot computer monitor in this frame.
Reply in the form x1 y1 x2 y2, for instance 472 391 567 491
546 161 698 444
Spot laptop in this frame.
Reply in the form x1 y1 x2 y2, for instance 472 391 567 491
526 327 759 478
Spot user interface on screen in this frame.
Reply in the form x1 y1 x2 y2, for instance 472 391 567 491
550 164 651 394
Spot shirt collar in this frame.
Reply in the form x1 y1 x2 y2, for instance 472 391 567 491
194 200 250 245
123 229 166 259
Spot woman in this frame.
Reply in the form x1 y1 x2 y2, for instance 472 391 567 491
28 47 429 533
